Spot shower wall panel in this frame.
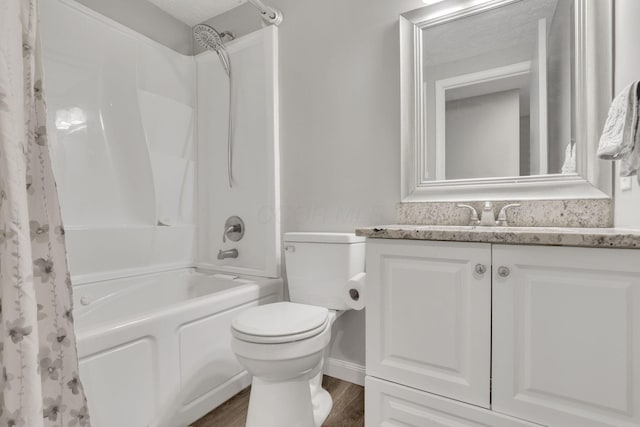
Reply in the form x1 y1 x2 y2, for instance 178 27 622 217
196 26 281 278
41 0 196 282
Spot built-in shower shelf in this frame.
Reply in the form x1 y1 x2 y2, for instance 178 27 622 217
138 89 196 226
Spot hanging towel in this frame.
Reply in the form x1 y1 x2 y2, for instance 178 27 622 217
622 82 640 176
597 81 640 176
561 141 576 174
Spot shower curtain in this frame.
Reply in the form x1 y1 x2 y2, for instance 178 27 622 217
0 0 90 426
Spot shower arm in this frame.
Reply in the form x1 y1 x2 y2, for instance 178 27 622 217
247 0 283 25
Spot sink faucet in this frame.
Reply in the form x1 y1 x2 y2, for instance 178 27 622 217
456 204 480 225
479 201 496 226
217 248 239 260
496 203 521 226
456 202 521 226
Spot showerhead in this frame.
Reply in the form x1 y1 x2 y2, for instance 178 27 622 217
193 24 224 51
193 24 231 77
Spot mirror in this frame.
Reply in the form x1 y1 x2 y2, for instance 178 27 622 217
401 0 613 201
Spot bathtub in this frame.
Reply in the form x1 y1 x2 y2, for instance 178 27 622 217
73 269 283 427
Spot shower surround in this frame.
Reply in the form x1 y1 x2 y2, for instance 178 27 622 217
40 0 281 425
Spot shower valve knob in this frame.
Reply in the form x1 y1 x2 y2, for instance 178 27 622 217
223 216 245 243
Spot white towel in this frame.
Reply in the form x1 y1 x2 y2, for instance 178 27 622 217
597 81 640 176
561 141 576 174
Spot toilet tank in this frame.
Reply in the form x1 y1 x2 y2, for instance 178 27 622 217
283 232 365 310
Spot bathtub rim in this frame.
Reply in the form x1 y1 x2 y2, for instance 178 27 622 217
74 268 283 339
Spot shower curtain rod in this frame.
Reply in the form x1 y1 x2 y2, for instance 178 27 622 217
247 0 283 25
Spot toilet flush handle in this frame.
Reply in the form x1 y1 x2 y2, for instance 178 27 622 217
285 245 295 252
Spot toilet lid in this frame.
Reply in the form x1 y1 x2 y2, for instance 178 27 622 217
231 302 329 343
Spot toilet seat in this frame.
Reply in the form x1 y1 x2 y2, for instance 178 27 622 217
231 302 329 344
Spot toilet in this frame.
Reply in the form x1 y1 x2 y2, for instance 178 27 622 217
230 232 366 427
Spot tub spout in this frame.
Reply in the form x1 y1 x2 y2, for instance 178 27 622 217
217 249 239 260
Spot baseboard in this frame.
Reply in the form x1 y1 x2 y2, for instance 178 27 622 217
324 358 365 386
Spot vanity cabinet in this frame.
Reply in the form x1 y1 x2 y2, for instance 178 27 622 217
366 240 491 408
366 240 640 427
366 376 541 427
492 245 640 427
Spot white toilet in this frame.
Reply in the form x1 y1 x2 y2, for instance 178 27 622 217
230 232 365 427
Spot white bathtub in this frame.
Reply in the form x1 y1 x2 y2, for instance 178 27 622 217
73 269 282 427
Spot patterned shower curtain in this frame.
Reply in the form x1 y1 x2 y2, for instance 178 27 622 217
0 0 90 426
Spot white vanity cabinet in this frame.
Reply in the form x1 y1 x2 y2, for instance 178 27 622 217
366 240 492 408
492 245 640 427
366 376 541 427
365 239 640 427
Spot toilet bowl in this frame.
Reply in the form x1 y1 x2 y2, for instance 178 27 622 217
229 232 365 427
231 302 337 427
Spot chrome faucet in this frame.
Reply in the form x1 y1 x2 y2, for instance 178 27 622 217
223 216 245 243
223 224 241 243
479 201 496 226
496 203 521 226
457 202 521 227
217 248 239 260
456 204 480 225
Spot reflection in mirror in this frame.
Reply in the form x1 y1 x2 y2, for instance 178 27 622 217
421 0 575 181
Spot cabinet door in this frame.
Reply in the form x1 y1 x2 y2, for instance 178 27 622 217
493 245 640 427
366 240 491 408
365 376 542 427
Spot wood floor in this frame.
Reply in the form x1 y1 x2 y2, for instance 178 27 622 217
191 376 364 427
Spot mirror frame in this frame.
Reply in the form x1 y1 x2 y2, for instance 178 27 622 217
400 0 613 202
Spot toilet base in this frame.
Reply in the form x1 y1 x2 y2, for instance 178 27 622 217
310 369 333 426
246 374 316 427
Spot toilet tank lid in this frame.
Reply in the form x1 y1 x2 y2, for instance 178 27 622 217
283 232 365 244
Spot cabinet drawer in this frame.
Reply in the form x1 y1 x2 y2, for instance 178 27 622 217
366 376 543 426
366 240 491 408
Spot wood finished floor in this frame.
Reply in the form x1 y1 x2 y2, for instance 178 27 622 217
191 376 364 427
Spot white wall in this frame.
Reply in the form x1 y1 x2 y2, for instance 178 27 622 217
272 0 424 370
70 0 193 54
200 2 263 43
614 0 640 228
445 90 520 179
205 0 425 369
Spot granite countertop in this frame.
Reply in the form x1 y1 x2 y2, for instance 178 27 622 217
355 225 640 249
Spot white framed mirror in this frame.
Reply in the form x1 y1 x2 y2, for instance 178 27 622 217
400 0 613 201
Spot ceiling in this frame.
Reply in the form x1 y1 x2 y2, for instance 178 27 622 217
146 0 245 26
